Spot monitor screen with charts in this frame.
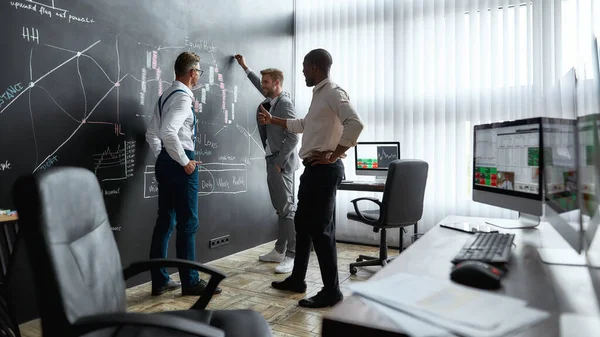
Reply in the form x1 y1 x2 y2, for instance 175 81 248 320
474 119 542 196
355 142 400 177
472 118 544 219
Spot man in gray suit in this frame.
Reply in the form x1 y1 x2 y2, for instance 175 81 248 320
235 54 300 274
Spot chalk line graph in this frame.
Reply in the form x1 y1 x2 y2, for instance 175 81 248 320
0 35 135 172
93 140 135 182
0 40 100 116
0 37 135 174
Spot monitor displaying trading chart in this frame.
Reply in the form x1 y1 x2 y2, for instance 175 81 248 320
474 120 542 196
355 142 400 170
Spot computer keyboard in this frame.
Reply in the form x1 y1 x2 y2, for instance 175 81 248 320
451 232 515 265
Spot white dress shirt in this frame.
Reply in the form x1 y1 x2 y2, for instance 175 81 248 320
287 78 364 159
499 180 514 190
264 95 281 156
146 81 196 166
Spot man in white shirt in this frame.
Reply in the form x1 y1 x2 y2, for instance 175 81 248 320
259 49 364 308
498 172 514 190
234 55 301 274
145 52 221 297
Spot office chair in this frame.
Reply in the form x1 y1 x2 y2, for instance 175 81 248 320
347 159 428 275
12 167 271 337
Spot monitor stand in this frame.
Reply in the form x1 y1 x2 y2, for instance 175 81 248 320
537 248 588 266
485 213 541 229
375 176 387 183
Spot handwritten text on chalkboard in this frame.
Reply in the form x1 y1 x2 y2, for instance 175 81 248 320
0 161 11 172
0 83 24 109
9 1 95 24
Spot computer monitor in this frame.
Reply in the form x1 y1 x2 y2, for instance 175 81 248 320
581 36 600 308
582 36 600 266
473 118 543 228
537 117 588 265
579 113 600 266
354 142 400 180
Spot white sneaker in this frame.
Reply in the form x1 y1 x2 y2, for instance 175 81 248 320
259 248 284 262
274 256 294 274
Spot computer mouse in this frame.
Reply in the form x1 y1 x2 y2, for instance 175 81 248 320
450 261 504 290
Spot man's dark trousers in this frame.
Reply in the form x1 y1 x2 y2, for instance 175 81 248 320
290 160 344 294
150 148 199 288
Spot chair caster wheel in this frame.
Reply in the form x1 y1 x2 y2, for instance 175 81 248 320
356 257 362 262
350 266 358 275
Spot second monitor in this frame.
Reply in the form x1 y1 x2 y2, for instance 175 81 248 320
355 142 400 180
473 118 544 228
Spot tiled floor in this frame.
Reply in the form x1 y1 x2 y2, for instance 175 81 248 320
19 241 392 337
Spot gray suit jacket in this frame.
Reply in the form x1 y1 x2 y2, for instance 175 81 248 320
248 71 300 173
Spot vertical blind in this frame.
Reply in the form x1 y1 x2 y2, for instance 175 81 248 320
293 0 600 247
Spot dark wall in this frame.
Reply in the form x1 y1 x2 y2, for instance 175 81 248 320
0 0 294 323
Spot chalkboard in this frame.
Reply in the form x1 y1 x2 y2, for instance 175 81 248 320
0 0 294 321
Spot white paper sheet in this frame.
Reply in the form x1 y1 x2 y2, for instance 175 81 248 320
348 272 551 337
362 297 457 337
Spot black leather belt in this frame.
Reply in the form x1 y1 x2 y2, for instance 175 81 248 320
302 158 340 166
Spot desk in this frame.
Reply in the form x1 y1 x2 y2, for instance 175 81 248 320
0 213 20 336
335 181 386 245
0 215 18 223
0 214 19 279
337 180 416 250
323 215 600 337
339 180 385 192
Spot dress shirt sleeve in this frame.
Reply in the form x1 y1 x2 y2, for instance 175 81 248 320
145 104 162 158
286 118 305 133
158 93 192 166
329 88 364 147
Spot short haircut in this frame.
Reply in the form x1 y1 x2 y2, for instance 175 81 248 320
174 52 201 77
260 68 284 84
305 49 332 73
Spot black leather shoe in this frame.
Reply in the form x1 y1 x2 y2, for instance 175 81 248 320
271 277 307 293
151 279 181 296
298 289 343 308
182 279 222 296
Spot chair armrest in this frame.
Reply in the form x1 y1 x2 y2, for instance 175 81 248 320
349 197 386 227
71 312 224 337
123 258 226 309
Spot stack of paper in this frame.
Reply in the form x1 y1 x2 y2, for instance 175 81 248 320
348 273 550 337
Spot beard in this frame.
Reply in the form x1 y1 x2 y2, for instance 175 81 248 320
262 87 274 96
